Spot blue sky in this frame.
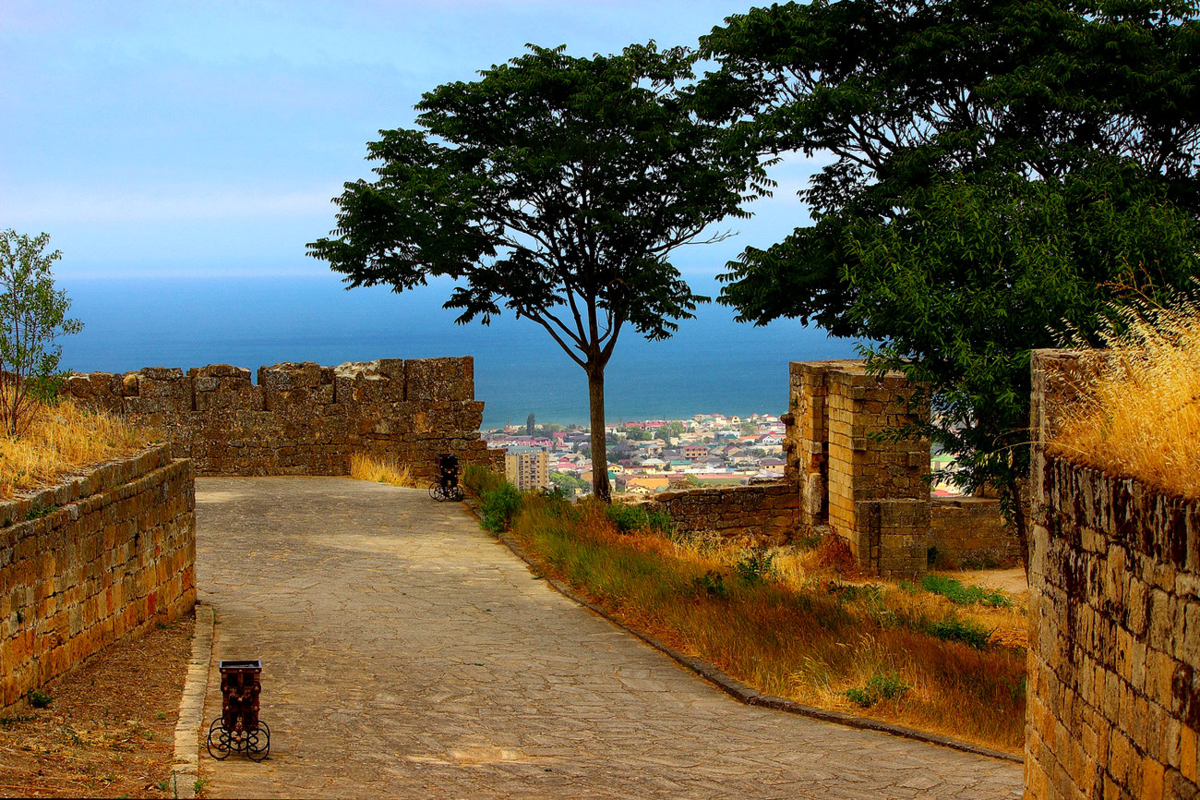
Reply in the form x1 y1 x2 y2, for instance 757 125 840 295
1 0 824 282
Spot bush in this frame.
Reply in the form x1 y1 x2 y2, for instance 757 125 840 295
463 464 506 498
845 671 910 708
480 483 523 533
604 503 672 535
689 569 729 600
734 549 774 586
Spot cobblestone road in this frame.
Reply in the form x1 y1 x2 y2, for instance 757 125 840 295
195 477 1022 799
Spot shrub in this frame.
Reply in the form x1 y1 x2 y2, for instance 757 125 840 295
734 549 774 586
845 671 910 708
604 503 672 535
463 464 506 498
689 569 729 600
27 689 52 709
480 483 523 533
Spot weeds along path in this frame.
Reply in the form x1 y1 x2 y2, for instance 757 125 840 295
194 477 1021 799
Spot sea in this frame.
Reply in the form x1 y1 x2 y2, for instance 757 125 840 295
58 274 861 430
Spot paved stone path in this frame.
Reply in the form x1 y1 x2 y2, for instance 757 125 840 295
195 477 1022 799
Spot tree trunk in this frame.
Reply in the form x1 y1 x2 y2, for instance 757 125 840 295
587 363 611 502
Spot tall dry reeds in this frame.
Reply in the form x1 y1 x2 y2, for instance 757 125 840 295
1050 296 1200 498
0 399 151 497
349 453 415 488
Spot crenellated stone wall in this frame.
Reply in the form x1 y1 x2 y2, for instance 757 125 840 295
1025 349 1200 799
63 357 503 480
1 445 195 713
643 482 798 545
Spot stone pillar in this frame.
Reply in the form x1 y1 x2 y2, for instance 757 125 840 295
786 360 930 577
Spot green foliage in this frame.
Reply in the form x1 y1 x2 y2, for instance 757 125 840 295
480 483 523 533
690 569 729 600
920 574 1012 608
845 671 910 708
24 504 57 521
27 689 53 709
660 421 686 441
604 503 672 535
309 42 767 501
549 471 588 497
0 230 83 437
462 464 506 498
698 1 1200 558
622 425 653 441
926 615 993 650
734 549 774 587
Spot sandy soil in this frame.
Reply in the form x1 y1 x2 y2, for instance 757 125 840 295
0 612 195 798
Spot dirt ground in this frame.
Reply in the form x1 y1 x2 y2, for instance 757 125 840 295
0 611 195 799
958 566 1030 598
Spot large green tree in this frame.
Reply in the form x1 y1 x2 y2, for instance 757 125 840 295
308 43 765 500
697 0 1200 562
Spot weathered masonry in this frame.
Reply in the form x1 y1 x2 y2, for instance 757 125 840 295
63 358 503 480
1025 350 1200 799
783 360 1016 577
643 481 799 545
1 445 195 713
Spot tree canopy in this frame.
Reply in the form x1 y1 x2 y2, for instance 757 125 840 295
308 43 766 500
698 0 1200 558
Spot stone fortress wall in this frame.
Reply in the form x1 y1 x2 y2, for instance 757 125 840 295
62 357 503 480
781 360 1016 577
1 445 195 714
643 359 1014 575
1024 350 1200 798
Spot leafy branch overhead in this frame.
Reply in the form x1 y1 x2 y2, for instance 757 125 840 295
697 0 1200 565
309 43 768 500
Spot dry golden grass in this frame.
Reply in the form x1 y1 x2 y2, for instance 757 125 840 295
349 453 415 488
507 495 1028 754
1051 297 1200 498
0 400 151 499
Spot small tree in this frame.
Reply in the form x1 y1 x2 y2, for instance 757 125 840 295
0 230 83 436
308 43 765 500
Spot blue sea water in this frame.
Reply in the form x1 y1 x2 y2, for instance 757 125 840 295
58 275 860 429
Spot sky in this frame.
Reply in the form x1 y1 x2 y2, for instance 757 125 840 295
0 0 824 284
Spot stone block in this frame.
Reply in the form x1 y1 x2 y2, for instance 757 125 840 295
258 362 324 392
406 357 473 402
333 361 397 405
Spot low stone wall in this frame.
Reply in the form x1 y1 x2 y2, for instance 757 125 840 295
1025 349 1200 798
929 496 1018 568
63 357 502 480
1 445 196 713
644 482 798 545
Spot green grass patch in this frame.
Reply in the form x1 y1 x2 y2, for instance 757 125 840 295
920 574 1012 608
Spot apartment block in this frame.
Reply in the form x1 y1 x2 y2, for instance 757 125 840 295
505 448 550 491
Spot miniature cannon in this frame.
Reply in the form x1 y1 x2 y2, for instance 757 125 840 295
206 660 270 762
